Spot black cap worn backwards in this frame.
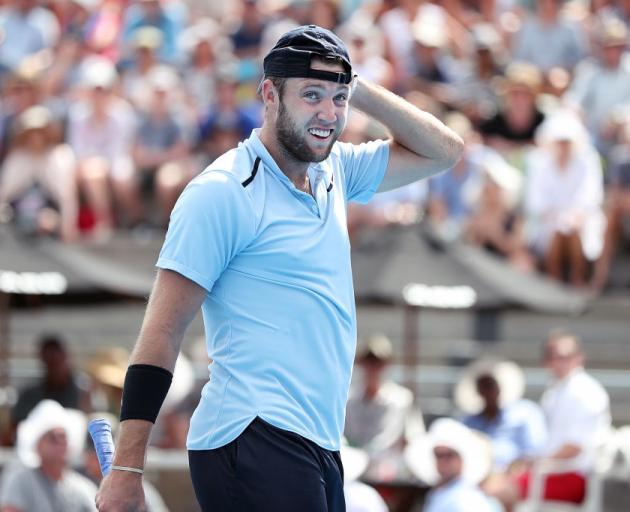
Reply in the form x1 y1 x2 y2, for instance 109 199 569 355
263 25 353 84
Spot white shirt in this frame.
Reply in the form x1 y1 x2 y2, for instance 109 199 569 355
541 368 611 473
345 380 415 453
525 145 605 260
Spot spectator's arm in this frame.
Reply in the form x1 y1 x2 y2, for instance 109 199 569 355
1 506 23 512
549 443 581 460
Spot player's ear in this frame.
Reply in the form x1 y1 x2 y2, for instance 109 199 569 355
261 79 277 105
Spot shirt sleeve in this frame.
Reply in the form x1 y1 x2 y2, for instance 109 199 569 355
156 171 256 293
518 402 548 458
334 139 390 204
0 467 29 509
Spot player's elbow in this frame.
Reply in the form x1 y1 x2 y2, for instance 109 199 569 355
441 133 465 169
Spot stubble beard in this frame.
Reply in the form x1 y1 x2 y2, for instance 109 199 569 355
276 100 338 164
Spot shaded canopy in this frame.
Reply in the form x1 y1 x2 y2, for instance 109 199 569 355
351 225 590 314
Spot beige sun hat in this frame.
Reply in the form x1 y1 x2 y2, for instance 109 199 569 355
454 358 526 416
87 347 130 389
596 18 628 47
404 418 492 485
14 105 53 135
16 400 87 468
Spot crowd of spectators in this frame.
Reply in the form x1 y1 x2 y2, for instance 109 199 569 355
1 0 630 289
0 328 615 511
2 0 630 289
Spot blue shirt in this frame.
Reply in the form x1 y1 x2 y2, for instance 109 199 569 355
424 478 497 512
462 399 547 470
157 129 389 451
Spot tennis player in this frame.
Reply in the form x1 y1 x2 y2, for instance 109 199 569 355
96 25 463 512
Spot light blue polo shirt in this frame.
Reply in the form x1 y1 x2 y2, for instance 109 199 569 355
157 129 389 451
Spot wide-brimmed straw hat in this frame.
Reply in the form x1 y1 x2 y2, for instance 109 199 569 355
14 105 53 136
454 358 525 415
404 418 492 485
16 399 87 467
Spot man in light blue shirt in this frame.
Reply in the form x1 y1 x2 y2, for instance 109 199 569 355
96 25 463 512
457 359 547 471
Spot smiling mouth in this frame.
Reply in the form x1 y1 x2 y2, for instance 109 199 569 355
308 128 334 140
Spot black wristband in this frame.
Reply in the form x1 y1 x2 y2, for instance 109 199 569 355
120 364 173 423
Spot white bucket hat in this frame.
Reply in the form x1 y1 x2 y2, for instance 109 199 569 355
454 358 526 416
404 418 492 485
535 110 588 147
16 399 87 468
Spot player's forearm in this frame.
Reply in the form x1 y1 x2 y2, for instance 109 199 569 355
112 420 153 468
350 78 463 168
115 270 207 466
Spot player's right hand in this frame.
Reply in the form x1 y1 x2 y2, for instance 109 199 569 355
96 471 146 512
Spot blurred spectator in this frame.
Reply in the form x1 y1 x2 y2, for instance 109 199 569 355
229 0 268 63
489 330 611 507
464 155 534 270
121 26 164 108
455 359 547 471
309 0 341 30
592 119 630 290
11 335 91 436
479 61 545 153
0 0 60 72
0 69 45 161
405 418 495 512
340 17 394 91
132 65 191 225
564 17 630 155
68 56 138 235
179 18 231 116
378 0 422 88
348 180 427 237
449 23 505 123
121 0 186 64
196 70 261 165
0 105 79 240
409 16 461 103
427 112 484 239
0 400 96 512
511 0 587 75
344 335 421 481
524 110 605 286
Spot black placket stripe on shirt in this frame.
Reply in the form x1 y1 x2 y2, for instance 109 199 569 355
242 157 261 188
326 173 333 192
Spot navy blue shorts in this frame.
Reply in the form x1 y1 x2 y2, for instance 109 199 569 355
188 417 346 511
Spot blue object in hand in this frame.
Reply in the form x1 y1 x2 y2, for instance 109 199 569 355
88 418 115 476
